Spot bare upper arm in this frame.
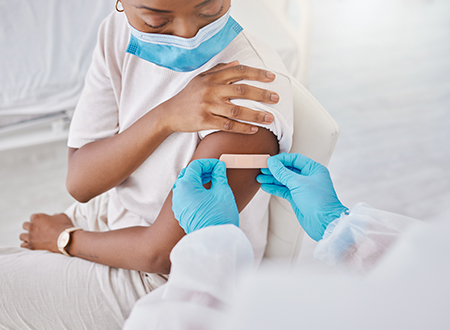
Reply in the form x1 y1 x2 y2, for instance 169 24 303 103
191 128 279 211
143 128 279 272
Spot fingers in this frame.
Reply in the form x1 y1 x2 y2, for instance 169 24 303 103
19 232 31 249
211 64 276 84
215 104 274 126
257 173 290 199
19 233 29 242
266 157 302 189
210 161 229 188
177 167 187 180
183 159 220 186
22 221 30 231
202 61 240 75
210 115 260 134
224 83 279 105
181 159 230 190
256 173 280 185
260 184 291 200
270 153 313 172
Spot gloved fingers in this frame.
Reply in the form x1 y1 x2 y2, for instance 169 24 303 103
201 172 212 185
287 166 302 175
177 167 187 179
210 161 230 189
270 153 313 173
172 167 188 191
260 184 291 200
256 173 282 186
260 167 272 175
266 157 304 189
183 158 220 186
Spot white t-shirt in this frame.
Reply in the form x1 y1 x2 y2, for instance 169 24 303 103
68 11 293 263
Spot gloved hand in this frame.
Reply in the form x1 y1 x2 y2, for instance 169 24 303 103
257 153 348 241
172 159 239 234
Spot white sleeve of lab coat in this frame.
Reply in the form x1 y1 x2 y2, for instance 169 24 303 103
313 202 425 273
123 224 254 330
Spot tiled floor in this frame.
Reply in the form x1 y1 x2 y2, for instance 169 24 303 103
1 0 449 253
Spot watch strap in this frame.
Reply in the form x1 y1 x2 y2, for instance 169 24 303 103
58 227 83 257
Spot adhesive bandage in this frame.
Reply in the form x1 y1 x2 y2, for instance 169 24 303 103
219 154 270 169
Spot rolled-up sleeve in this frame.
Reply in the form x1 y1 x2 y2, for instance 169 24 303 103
198 72 294 153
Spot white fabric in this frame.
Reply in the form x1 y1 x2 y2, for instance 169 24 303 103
0 248 149 330
226 217 448 330
314 202 424 273
123 225 254 330
67 11 293 263
0 0 112 116
0 193 167 330
124 205 438 330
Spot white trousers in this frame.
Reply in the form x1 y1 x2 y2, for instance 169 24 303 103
0 193 166 330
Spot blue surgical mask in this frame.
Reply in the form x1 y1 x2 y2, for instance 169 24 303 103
126 8 243 72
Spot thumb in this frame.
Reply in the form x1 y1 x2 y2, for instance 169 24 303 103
210 161 229 189
267 157 302 190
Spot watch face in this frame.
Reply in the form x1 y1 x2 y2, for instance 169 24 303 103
58 232 70 248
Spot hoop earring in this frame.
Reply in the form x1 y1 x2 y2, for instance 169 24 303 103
115 0 124 12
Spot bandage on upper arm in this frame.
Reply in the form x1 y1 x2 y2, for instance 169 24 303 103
219 154 270 169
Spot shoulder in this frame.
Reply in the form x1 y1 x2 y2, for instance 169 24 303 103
215 30 293 102
208 30 294 153
95 11 130 66
218 30 291 78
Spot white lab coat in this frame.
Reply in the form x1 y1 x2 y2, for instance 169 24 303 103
123 203 450 330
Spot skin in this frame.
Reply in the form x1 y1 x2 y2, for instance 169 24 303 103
20 0 281 274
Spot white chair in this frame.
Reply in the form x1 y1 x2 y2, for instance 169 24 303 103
261 0 313 86
263 76 340 266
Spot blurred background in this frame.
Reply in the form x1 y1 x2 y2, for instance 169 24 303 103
1 0 449 250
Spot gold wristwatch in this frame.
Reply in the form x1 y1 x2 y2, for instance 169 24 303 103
57 227 83 257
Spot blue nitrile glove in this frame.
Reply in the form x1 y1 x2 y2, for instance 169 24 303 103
256 153 348 241
172 159 239 234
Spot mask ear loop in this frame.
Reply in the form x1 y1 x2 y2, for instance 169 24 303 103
115 0 124 12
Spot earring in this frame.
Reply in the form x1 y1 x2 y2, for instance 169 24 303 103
115 0 124 12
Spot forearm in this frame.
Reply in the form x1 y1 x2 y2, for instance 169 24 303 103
67 196 185 274
67 104 172 202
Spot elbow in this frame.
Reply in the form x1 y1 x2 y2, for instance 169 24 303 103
141 251 172 275
66 175 92 203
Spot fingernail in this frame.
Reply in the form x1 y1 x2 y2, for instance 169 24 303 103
266 71 276 79
264 114 274 123
251 126 258 132
270 93 279 102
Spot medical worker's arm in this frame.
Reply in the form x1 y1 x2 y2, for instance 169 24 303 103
61 128 278 274
313 202 424 273
66 63 279 203
258 153 423 273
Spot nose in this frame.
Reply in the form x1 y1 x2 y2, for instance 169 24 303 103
172 18 200 39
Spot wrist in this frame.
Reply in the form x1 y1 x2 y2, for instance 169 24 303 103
154 100 176 135
322 209 348 240
57 227 83 256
